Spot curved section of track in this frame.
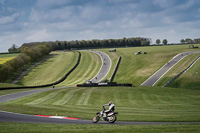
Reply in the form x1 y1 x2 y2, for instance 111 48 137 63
141 51 200 86
89 50 111 83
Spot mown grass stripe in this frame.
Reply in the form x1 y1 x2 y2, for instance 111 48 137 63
26 89 66 105
1 86 200 121
53 88 83 105
67 52 94 85
20 51 75 86
60 51 101 86
76 88 95 105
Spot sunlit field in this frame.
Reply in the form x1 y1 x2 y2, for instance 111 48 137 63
0 53 19 64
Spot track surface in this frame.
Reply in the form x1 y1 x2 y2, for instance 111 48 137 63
141 51 200 86
90 50 111 83
0 51 200 124
1 110 200 125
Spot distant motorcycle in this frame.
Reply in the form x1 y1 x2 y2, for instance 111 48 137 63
92 106 118 123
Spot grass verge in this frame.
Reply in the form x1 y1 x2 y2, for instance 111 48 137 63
1 122 200 133
155 53 200 88
0 86 200 122
168 56 200 89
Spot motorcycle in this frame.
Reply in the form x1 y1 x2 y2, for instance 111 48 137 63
92 106 118 123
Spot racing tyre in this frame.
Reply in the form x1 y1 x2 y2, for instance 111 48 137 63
108 115 116 123
92 116 100 123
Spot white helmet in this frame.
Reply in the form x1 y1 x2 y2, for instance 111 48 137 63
109 101 113 104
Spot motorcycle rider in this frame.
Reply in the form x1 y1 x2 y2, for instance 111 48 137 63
103 101 115 117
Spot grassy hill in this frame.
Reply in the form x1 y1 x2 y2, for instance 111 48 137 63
0 86 200 122
155 53 200 89
57 50 101 86
0 45 200 132
99 45 200 86
18 51 77 86
7 45 199 88
168 56 200 89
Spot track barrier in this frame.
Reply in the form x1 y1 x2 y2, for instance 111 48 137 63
77 82 132 87
110 56 121 82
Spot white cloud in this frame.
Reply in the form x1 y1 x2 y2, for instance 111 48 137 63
0 13 19 25
161 16 174 24
30 7 73 23
152 0 172 8
80 6 102 19
178 0 195 10
24 29 51 42
35 0 69 9
108 0 136 4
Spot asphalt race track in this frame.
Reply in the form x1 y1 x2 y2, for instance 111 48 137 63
90 50 111 83
1 110 200 125
141 51 200 86
0 51 200 124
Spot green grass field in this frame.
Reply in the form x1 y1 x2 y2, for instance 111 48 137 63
168 57 200 89
0 45 200 132
18 51 77 86
155 53 200 88
0 53 19 64
0 83 23 89
1 122 200 133
57 50 101 86
99 45 200 86
1 86 200 122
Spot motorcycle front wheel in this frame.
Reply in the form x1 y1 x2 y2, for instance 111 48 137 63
108 115 116 123
92 116 100 123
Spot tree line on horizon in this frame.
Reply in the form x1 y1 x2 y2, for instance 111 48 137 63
21 37 150 51
155 38 200 45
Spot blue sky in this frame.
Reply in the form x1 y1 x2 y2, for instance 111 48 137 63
0 0 200 52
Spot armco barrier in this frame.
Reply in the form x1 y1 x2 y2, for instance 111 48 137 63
0 51 81 90
163 56 200 87
110 56 121 82
77 82 132 87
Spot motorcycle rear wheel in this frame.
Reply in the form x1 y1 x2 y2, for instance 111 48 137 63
108 115 116 123
92 116 100 123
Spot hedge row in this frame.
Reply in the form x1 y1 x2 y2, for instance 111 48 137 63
0 44 51 82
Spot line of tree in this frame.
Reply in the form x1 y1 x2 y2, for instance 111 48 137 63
156 39 168 45
21 37 151 51
180 38 200 44
0 44 51 82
